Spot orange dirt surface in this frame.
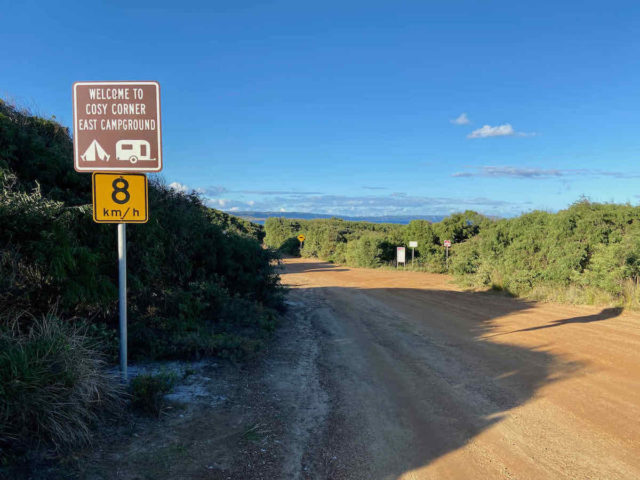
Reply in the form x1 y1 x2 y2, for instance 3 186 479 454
281 257 640 479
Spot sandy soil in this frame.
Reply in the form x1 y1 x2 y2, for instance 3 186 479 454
280 258 640 480
77 257 640 479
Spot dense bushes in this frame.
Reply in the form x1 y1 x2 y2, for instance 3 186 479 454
264 212 483 271
1 174 280 361
0 100 281 362
0 99 282 459
345 234 386 268
451 201 640 305
265 202 640 306
264 216 405 264
207 207 265 243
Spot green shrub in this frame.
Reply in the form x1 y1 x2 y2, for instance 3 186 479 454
0 100 283 362
264 217 302 251
0 314 122 455
264 216 404 265
345 234 387 268
431 210 490 244
449 200 640 305
263 199 640 307
130 371 178 417
0 94 284 470
0 185 115 318
206 208 265 242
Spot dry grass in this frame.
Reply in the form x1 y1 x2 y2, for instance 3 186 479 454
0 313 123 457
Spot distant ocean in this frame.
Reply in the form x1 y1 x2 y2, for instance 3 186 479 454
231 211 446 225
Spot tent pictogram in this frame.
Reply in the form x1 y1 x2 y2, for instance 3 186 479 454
81 140 110 162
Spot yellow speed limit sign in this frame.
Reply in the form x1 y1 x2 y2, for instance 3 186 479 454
297 234 306 242
92 173 148 223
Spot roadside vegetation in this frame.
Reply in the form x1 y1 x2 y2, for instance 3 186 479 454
0 99 282 468
129 371 179 417
265 203 640 308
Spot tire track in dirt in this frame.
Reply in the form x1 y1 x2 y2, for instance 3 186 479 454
281 257 640 480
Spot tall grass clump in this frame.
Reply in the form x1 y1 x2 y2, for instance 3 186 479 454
0 313 122 456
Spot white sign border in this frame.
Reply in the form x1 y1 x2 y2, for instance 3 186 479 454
73 81 163 172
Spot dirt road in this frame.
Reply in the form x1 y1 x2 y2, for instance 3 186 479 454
280 257 640 480
80 257 640 480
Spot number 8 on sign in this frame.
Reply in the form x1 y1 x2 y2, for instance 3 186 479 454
112 177 131 204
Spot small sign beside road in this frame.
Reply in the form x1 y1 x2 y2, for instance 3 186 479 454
92 173 148 223
73 81 162 172
409 241 418 266
297 234 306 242
397 246 406 266
444 239 452 262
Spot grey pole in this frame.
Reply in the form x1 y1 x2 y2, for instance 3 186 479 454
412 247 414 267
118 223 127 382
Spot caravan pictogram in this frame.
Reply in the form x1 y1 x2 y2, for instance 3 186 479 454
116 140 156 164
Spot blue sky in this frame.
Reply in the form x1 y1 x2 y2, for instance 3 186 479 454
3 0 640 217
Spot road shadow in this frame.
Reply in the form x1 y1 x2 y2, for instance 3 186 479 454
286 280 593 479
303 267 350 273
485 307 623 338
281 260 350 273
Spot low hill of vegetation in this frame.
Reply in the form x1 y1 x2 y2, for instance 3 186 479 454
265 212 488 269
0 100 281 463
265 203 640 307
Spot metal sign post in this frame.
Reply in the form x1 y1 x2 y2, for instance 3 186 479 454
409 241 418 267
117 223 127 381
92 173 148 381
73 81 162 383
444 240 452 266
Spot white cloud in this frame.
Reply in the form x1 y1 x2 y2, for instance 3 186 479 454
453 166 562 178
453 165 640 179
202 185 228 197
237 189 323 195
168 182 189 193
468 124 514 138
168 182 224 196
451 113 470 125
178 182 537 217
467 123 535 139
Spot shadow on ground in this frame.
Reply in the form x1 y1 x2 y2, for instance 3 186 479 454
486 306 623 338
284 259 593 479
